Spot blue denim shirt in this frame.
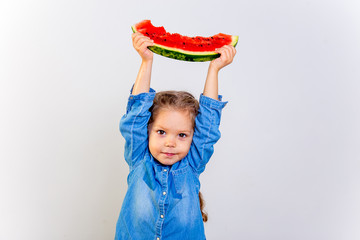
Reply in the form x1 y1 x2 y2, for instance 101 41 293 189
115 88 227 240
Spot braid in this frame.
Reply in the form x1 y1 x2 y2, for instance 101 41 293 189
199 191 208 222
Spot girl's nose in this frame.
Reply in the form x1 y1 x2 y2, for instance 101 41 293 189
165 137 176 147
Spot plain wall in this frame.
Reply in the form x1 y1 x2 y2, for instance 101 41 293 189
1 0 359 239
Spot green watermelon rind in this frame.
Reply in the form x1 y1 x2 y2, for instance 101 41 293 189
131 26 238 62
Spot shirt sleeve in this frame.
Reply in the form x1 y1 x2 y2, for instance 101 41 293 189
119 88 156 169
187 94 227 174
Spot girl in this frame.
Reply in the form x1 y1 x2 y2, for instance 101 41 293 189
115 32 236 240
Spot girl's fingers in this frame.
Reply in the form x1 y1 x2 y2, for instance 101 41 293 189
215 48 226 61
214 47 223 54
225 46 236 61
220 48 229 60
133 33 153 48
229 45 236 58
135 40 153 54
210 45 236 70
132 32 143 46
131 32 139 39
131 32 154 60
216 46 234 62
133 35 146 47
223 45 235 57
138 40 154 52
216 45 234 55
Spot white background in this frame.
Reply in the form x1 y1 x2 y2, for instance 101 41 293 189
1 0 360 239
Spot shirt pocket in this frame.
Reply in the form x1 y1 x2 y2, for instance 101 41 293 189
172 165 191 196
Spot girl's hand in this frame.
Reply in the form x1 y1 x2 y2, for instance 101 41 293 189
209 45 237 72
132 32 154 62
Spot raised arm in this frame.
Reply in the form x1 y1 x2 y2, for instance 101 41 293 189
131 32 154 95
187 45 236 173
119 33 156 169
203 45 237 99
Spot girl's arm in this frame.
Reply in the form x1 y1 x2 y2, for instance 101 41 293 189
131 32 154 95
186 46 237 173
203 45 237 99
119 33 156 169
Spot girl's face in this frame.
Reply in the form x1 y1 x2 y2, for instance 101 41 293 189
148 108 194 165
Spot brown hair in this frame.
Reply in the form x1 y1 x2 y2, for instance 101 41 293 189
199 191 208 222
148 90 199 127
148 90 208 222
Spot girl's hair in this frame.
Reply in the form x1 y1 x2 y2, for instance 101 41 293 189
148 90 208 222
148 90 199 127
199 191 208 222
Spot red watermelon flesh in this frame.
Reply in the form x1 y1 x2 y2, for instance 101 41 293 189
134 20 236 52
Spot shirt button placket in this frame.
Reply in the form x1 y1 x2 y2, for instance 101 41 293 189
155 167 169 240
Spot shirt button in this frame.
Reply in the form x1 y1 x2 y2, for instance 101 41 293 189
163 169 167 172
161 215 164 218
157 238 160 240
163 191 166 195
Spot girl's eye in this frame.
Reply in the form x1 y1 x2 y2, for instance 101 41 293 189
157 130 165 135
179 133 187 138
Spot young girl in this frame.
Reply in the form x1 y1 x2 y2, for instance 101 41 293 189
115 32 236 240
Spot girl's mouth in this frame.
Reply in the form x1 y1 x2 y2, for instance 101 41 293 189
163 152 175 157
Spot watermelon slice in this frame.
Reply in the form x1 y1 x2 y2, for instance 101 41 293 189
131 20 238 62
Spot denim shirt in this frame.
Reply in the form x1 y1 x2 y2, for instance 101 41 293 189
115 88 227 240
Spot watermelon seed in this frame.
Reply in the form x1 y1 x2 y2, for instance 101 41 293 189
183 42 185 45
